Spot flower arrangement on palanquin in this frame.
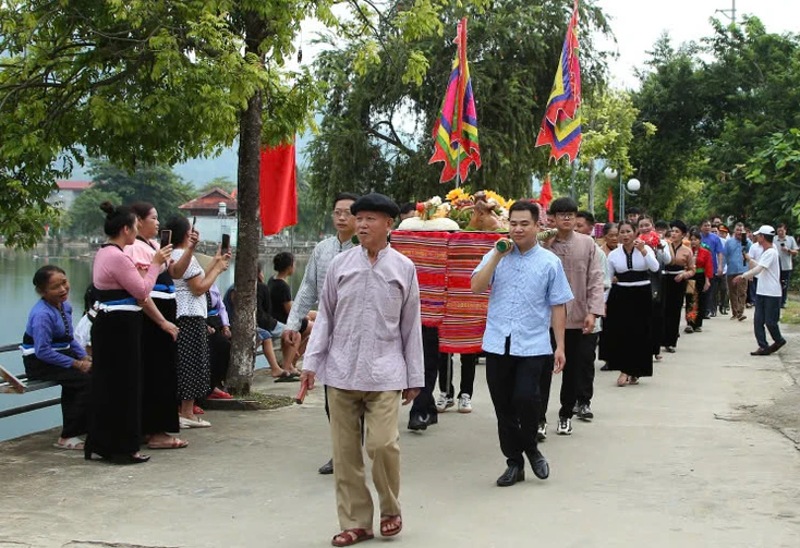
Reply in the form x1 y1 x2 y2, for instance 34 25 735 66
397 188 513 231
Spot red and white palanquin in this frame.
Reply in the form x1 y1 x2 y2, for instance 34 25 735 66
392 231 504 354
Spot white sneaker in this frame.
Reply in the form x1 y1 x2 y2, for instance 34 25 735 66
556 417 572 435
457 394 472 413
435 394 454 413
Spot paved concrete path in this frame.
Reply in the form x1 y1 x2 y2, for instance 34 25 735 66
1 315 799 548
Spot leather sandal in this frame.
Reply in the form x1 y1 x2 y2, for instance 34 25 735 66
380 515 402 537
331 528 374 547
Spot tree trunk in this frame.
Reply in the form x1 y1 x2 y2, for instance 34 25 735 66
226 14 266 396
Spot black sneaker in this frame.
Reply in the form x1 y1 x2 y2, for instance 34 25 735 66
576 404 594 422
536 421 547 442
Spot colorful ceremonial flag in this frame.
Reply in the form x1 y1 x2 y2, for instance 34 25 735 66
539 174 554 209
429 18 481 184
535 0 582 162
259 142 298 236
605 187 614 222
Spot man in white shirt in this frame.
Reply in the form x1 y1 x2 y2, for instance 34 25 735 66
734 225 787 356
775 223 798 308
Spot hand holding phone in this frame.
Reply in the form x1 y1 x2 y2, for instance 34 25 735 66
221 233 231 254
160 229 172 248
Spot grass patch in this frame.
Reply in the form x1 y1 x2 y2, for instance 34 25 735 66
247 391 295 410
782 299 800 325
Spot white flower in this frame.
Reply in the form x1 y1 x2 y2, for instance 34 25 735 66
430 196 442 206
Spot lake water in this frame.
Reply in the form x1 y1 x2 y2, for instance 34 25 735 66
0 244 308 442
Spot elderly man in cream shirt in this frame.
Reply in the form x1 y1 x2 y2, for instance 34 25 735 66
301 193 424 547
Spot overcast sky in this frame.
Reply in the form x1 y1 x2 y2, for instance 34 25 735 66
599 0 800 88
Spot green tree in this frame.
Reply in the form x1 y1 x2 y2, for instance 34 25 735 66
198 177 237 195
1 0 492 393
65 187 123 237
307 0 613 207
86 159 194 221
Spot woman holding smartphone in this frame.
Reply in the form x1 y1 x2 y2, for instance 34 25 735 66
126 202 196 449
165 215 231 429
87 202 172 464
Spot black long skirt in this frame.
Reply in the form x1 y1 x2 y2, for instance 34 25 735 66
175 316 211 401
662 274 687 347
141 298 179 435
605 284 653 378
87 310 143 455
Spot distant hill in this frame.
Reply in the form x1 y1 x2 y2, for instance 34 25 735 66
69 132 313 187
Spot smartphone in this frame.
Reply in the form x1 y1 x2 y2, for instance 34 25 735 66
191 216 197 231
221 233 231 253
160 229 172 248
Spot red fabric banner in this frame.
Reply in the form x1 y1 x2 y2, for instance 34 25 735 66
259 143 298 236
539 175 553 209
605 186 614 222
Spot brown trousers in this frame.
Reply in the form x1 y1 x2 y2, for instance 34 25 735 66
727 275 747 319
328 388 402 530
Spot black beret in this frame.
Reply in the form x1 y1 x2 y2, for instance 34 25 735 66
350 193 400 218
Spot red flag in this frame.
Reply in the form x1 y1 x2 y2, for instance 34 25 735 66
605 187 614 222
259 142 298 236
539 175 553 209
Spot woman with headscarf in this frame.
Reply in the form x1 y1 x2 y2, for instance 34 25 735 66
605 221 660 386
662 221 695 352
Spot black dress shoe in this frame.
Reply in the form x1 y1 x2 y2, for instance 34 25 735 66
526 450 550 480
408 413 436 431
767 339 787 354
318 458 334 475
750 347 770 356
496 464 525 487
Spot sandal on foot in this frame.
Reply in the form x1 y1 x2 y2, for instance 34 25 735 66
331 528 374 547
629 376 640 385
273 371 299 382
53 436 84 450
380 515 402 537
147 437 189 450
617 374 629 387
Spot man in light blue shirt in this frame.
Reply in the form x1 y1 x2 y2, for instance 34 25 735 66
472 201 573 487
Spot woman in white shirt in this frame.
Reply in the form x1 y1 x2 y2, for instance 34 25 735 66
605 221 660 386
165 216 230 429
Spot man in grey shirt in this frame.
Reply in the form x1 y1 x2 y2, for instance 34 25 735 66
775 223 798 308
283 192 359 475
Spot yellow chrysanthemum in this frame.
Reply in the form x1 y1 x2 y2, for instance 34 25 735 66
446 188 470 202
482 190 508 209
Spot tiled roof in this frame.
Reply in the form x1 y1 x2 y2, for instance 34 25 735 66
56 180 93 191
179 187 238 211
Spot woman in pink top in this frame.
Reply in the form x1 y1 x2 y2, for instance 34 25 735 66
85 202 171 465
126 202 196 450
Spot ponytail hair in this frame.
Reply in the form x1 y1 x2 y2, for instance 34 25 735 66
100 201 136 237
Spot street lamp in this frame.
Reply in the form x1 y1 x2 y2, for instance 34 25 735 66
603 168 641 221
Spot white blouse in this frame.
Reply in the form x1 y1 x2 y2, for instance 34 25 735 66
608 245 660 286
172 249 207 318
